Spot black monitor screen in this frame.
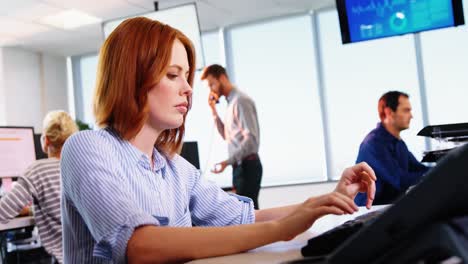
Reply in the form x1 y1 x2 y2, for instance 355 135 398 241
34 134 48 160
180 141 200 169
336 0 465 44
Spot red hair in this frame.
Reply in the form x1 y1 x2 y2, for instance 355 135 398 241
94 17 196 155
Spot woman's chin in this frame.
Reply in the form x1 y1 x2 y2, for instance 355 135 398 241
167 119 184 130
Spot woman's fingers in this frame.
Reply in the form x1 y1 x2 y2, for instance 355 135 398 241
281 193 361 241
355 162 377 181
310 192 358 214
349 165 376 208
311 206 346 219
358 170 376 207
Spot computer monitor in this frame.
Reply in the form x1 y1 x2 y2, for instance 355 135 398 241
34 134 48 160
0 127 36 178
180 141 200 169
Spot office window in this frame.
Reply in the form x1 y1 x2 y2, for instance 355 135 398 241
227 15 327 185
419 0 468 125
201 30 223 66
77 55 98 126
72 31 221 129
185 71 232 187
318 11 426 179
184 30 233 187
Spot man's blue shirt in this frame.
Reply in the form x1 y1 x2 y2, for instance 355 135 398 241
355 123 429 205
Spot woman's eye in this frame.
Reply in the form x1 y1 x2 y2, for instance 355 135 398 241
167 73 178 79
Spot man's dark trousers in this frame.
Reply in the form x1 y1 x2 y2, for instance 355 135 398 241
232 155 262 209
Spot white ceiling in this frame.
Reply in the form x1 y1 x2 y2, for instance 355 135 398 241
0 0 335 56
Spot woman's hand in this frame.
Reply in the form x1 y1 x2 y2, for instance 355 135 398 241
276 192 358 241
335 162 377 209
19 206 31 216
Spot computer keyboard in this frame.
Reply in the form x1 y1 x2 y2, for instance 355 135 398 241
301 208 386 258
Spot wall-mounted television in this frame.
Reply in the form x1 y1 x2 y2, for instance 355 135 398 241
336 0 465 44
102 3 204 69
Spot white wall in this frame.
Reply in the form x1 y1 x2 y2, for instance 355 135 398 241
259 182 336 209
2 47 42 131
43 54 68 113
0 47 68 132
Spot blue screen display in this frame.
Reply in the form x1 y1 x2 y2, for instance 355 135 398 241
345 0 455 42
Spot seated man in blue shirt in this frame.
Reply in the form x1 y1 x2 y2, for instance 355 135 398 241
355 91 429 206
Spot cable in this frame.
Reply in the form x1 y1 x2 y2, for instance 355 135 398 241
200 121 217 178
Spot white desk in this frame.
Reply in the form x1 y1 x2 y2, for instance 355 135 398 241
0 216 35 232
0 175 36 232
188 205 388 264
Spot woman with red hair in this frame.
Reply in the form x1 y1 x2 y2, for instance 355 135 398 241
60 17 376 263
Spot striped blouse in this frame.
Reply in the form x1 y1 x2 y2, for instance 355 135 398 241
61 128 255 263
0 158 63 263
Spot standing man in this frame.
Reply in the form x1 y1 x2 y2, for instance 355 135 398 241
355 91 429 206
201 64 262 209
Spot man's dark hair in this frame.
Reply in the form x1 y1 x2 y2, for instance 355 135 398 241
378 91 409 120
201 64 228 80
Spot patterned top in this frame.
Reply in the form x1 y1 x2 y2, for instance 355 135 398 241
0 158 63 263
61 128 255 263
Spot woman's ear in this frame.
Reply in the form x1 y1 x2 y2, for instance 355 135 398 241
41 134 49 154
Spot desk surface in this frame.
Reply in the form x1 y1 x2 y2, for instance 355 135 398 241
0 216 35 232
188 205 389 264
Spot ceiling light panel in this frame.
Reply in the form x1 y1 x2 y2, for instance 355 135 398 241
39 9 101 30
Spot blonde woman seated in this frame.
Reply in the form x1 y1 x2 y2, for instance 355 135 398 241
0 111 78 264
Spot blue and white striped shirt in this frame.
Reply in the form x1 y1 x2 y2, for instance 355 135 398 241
61 128 255 263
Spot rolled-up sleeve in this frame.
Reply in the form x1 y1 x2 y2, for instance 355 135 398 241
228 193 255 224
61 132 160 262
93 213 160 260
188 171 255 226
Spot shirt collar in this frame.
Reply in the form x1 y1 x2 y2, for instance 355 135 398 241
376 122 400 142
151 148 166 171
107 127 166 172
226 86 238 103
